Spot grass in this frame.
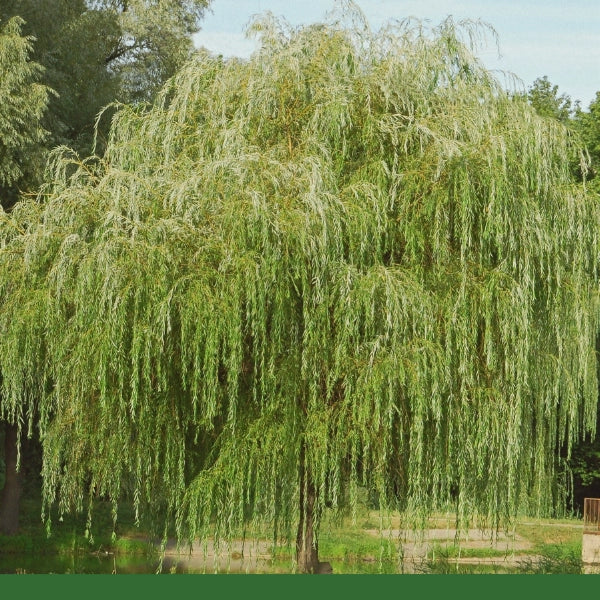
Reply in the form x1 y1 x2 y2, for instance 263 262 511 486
268 521 400 573
263 508 586 574
515 541 583 574
515 521 583 548
0 496 161 573
309 509 584 574
0 496 156 558
395 512 584 574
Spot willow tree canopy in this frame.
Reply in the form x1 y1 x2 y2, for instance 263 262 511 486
1 3 599 568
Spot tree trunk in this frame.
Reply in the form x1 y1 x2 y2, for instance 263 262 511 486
0 423 23 536
296 444 332 574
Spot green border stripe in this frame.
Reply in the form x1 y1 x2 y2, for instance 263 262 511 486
2 573 600 600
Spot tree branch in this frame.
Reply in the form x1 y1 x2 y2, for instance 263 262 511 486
104 41 135 65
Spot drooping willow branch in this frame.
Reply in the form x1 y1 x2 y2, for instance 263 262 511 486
1 2 599 554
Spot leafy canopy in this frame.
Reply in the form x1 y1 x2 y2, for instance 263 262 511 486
1 3 599 548
575 92 600 191
527 76 575 123
0 0 210 207
0 16 50 194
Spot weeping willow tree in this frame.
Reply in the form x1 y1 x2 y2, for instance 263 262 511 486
1 3 600 572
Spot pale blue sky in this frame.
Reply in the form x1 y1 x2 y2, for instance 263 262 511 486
194 0 600 109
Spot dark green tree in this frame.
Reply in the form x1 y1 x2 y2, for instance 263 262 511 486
526 77 595 190
575 92 600 191
0 0 209 535
0 15 51 535
0 16 51 209
0 0 210 208
527 76 574 123
2 6 599 569
526 81 600 506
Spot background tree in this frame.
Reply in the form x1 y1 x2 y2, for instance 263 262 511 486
0 0 210 209
575 92 600 192
0 0 209 535
556 89 600 510
91 0 210 102
527 76 575 123
569 406 600 511
0 16 50 209
526 77 600 509
0 15 50 535
1 6 599 570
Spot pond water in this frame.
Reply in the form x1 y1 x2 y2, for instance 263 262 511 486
0 535 283 573
0 552 522 574
0 543 529 574
0 552 166 574
0 550 284 574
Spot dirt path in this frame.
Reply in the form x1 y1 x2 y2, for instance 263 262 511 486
365 527 533 552
359 527 535 572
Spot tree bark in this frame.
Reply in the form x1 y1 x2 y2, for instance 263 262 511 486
0 423 23 536
296 444 332 574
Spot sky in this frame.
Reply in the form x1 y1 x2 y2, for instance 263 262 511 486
193 0 600 109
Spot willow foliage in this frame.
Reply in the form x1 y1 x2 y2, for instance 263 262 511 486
1 3 599 554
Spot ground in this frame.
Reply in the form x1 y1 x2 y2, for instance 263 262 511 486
156 514 584 574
